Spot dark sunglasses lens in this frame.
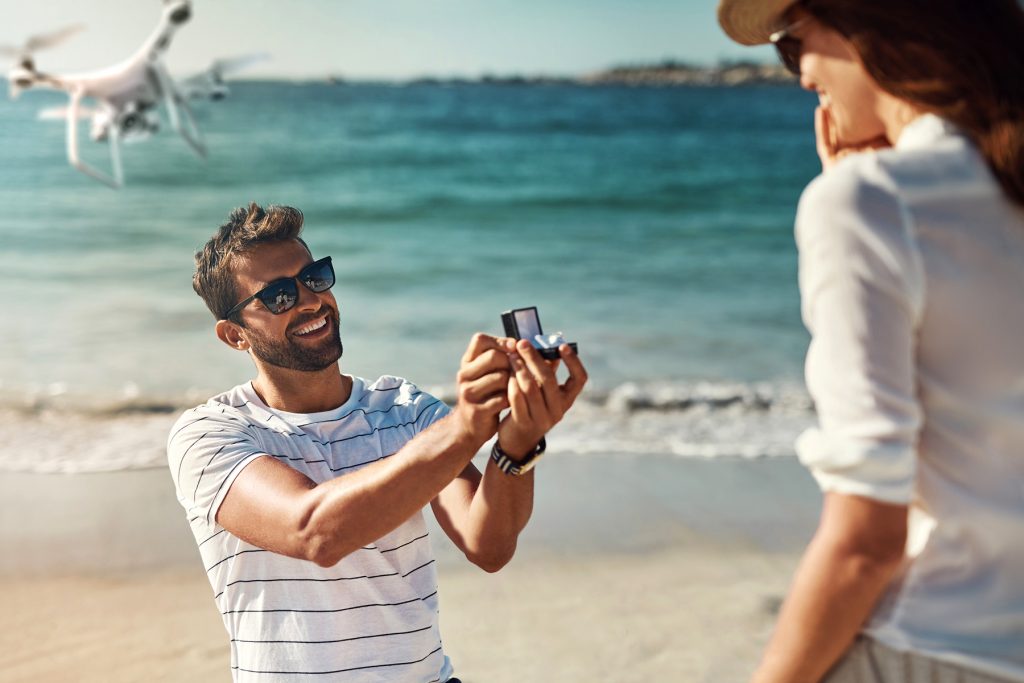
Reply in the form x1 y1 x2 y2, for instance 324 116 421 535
300 258 335 293
775 37 802 75
257 279 299 314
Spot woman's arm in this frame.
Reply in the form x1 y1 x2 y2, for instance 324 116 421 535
752 492 907 683
760 60 921 683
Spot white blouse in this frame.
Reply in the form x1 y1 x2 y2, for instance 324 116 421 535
795 114 1024 679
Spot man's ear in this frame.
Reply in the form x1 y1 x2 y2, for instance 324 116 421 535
216 319 250 352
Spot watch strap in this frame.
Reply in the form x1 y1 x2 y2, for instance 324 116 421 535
490 437 546 476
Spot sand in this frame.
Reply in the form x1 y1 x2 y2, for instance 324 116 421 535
0 455 821 682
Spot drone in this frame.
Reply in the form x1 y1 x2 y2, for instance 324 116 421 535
2 0 262 188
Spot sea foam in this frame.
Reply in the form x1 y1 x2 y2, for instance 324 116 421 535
0 379 815 474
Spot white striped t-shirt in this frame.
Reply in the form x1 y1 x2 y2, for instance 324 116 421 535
167 375 454 682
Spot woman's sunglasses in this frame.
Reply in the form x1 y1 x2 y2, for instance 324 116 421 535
222 256 335 320
769 18 808 76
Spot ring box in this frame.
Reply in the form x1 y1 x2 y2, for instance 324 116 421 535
501 307 578 360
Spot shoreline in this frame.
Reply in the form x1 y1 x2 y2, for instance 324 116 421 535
0 379 816 474
0 454 819 575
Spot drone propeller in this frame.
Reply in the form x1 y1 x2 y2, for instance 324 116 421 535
207 53 270 80
0 23 85 61
182 52 269 99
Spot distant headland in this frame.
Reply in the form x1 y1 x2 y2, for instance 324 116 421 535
388 60 797 88
579 60 796 86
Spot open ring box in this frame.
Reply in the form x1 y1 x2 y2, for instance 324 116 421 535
501 307 578 361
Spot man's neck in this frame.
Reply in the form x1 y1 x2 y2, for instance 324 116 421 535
251 364 353 414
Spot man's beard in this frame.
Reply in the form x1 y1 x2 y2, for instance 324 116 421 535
246 310 343 372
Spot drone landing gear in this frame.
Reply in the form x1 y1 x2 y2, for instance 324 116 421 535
66 88 123 189
154 62 206 159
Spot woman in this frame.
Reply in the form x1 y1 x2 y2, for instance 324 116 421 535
716 0 1024 681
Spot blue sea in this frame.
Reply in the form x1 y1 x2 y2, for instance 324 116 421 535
0 81 823 471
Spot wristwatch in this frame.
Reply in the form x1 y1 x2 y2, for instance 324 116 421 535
490 437 546 476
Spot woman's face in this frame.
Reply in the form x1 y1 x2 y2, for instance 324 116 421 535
792 11 888 145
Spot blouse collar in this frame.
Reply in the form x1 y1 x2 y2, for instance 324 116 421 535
896 113 963 151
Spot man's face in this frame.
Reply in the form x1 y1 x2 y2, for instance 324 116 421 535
230 240 343 372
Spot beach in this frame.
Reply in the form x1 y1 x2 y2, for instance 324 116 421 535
0 453 819 682
0 78 824 683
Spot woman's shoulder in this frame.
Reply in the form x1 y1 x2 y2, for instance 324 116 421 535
795 152 927 325
796 153 907 250
803 126 984 215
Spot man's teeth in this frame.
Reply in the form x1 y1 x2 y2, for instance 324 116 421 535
294 317 327 336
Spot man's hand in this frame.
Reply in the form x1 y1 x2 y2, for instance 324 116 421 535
816 105 890 172
450 333 513 448
497 340 588 458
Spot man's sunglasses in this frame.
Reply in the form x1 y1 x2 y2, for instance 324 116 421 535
222 256 335 320
769 18 808 76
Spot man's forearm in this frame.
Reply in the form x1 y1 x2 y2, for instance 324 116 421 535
752 531 903 683
432 337 585 572
297 414 484 567
461 457 535 570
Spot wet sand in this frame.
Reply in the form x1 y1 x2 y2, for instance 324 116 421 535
0 454 820 682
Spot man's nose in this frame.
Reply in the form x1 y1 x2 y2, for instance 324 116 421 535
294 280 323 311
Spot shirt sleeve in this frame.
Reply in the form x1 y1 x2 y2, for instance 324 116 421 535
794 159 926 505
167 407 266 527
410 384 451 433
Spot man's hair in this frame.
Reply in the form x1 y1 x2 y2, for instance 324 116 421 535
193 202 308 321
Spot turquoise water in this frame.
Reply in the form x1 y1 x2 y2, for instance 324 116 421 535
0 82 826 471
0 82 821 406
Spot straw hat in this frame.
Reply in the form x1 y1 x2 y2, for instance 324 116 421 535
717 0 800 45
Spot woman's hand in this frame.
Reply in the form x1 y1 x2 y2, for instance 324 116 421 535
816 105 891 172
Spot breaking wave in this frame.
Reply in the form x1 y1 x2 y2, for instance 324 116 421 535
0 379 815 474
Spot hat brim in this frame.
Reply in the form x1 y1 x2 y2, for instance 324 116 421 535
717 0 799 46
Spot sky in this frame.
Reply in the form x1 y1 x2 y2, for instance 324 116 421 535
0 0 775 80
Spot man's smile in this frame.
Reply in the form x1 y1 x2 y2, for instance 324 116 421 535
291 314 330 338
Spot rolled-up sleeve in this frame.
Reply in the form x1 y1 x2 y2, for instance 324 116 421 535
794 158 925 504
167 407 266 527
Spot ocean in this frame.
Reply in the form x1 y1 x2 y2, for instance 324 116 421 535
0 81 823 472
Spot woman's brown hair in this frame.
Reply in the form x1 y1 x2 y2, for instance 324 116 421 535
803 0 1024 205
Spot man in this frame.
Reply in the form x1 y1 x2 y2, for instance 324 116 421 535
168 203 587 682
